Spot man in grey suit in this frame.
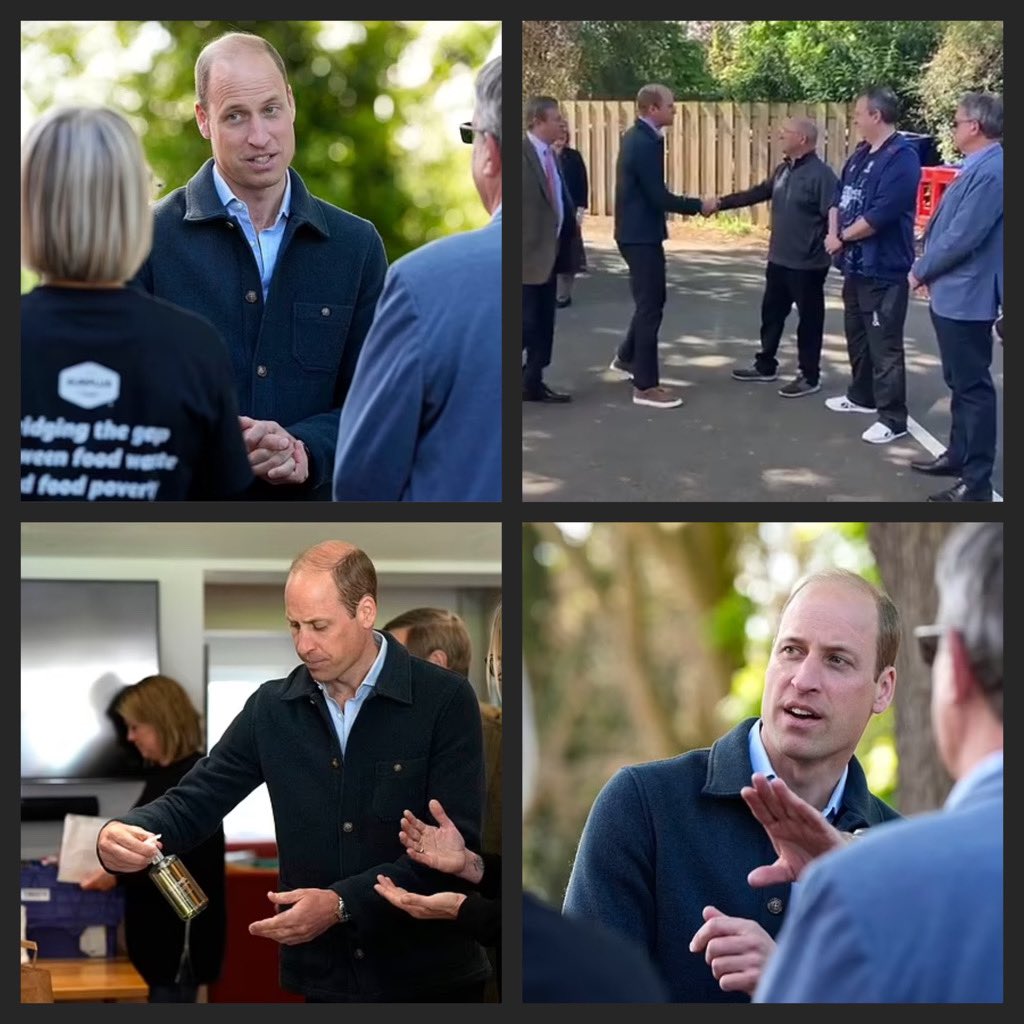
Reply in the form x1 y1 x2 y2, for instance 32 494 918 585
751 521 1003 1003
909 92 1003 502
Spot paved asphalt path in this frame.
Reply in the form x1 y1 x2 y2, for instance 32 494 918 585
523 239 1004 502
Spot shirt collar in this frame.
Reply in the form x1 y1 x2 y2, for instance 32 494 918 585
527 131 553 160
314 630 388 699
748 720 848 821
960 140 1000 173
640 115 665 139
212 161 292 226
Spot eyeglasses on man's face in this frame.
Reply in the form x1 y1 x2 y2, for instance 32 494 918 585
952 117 978 129
913 624 945 666
460 122 487 144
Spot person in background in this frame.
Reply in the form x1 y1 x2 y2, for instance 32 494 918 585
707 117 838 399
824 86 920 446
523 95 575 403
554 123 589 309
81 675 226 1003
382 604 501 858
374 603 503 998
20 105 252 502
909 92 1003 503
754 522 1002 1002
133 31 387 499
332 56 502 502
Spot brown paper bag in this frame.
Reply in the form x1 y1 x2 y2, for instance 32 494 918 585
20 940 54 1003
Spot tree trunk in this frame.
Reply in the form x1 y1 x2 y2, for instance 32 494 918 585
868 522 956 813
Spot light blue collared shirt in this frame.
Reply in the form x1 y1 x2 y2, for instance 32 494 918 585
640 115 665 139
748 720 848 822
315 631 387 756
945 749 1002 812
958 140 1001 174
212 163 291 302
527 131 563 235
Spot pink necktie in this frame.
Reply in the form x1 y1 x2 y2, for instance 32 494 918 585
544 148 557 206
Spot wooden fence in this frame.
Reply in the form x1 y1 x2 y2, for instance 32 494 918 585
561 100 859 227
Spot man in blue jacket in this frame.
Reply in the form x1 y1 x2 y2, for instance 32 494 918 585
824 87 920 446
332 57 501 502
563 569 900 1001
96 542 490 1001
756 523 1002 1003
133 32 387 500
909 93 1003 502
610 84 704 410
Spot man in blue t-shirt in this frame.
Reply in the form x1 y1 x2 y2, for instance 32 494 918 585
824 87 920 445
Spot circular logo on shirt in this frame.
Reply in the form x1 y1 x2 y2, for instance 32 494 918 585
58 362 121 409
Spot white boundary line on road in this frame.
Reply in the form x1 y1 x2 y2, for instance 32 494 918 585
906 415 1003 502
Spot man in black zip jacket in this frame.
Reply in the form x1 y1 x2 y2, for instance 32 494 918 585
708 117 839 398
611 84 704 411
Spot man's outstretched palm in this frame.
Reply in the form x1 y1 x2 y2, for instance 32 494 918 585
400 798 468 876
741 773 846 887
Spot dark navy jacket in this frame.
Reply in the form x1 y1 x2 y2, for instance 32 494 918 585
614 119 702 244
112 637 488 1001
833 133 920 283
133 160 387 499
563 717 899 1002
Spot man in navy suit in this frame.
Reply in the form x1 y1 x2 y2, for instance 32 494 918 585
333 56 502 501
754 522 1003 1003
611 84 704 410
909 92 1003 502
522 96 575 403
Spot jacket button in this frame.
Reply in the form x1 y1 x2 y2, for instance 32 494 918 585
393 763 403 773
353 948 365 960
320 306 331 317
245 290 258 303
225 221 235 229
256 365 268 378
330 757 340 769
766 897 784 915
342 821 354 833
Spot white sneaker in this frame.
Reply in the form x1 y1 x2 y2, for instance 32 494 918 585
608 356 633 380
825 395 877 414
861 421 908 444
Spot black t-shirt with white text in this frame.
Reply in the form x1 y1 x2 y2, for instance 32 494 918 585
21 286 253 501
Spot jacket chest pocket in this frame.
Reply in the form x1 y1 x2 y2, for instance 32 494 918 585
372 756 428 822
292 301 355 372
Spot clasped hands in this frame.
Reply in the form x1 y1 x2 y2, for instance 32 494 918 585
690 772 849 995
240 415 309 486
699 196 721 217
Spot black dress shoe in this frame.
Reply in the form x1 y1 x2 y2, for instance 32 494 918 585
523 383 572 403
911 452 962 476
927 480 992 502
556 297 572 309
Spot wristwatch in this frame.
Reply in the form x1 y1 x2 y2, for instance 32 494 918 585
336 894 350 924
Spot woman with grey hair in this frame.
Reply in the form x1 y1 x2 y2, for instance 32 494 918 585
21 105 252 501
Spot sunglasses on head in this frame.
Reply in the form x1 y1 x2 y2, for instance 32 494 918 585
460 122 487 144
913 624 945 666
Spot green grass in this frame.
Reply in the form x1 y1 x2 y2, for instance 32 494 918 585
707 212 758 237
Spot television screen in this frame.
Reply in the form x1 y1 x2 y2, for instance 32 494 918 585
21 579 160 780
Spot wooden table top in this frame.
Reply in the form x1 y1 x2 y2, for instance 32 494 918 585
39 957 149 1001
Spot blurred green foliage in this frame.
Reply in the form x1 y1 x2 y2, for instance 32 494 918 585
21 20 499 264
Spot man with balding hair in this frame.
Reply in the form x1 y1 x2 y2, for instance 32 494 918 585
610 83 703 410
707 117 839 398
97 541 489 1001
133 32 387 500
564 569 900 1000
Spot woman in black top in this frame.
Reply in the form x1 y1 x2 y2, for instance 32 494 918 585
554 124 590 308
81 676 226 1003
20 105 252 500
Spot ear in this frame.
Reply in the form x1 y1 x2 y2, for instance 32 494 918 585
287 83 296 121
946 630 977 706
426 650 449 670
357 595 376 628
195 102 210 139
484 134 502 179
872 665 896 714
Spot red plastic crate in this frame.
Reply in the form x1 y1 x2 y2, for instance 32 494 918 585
916 165 960 232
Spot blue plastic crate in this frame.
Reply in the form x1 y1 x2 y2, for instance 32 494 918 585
21 862 123 958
